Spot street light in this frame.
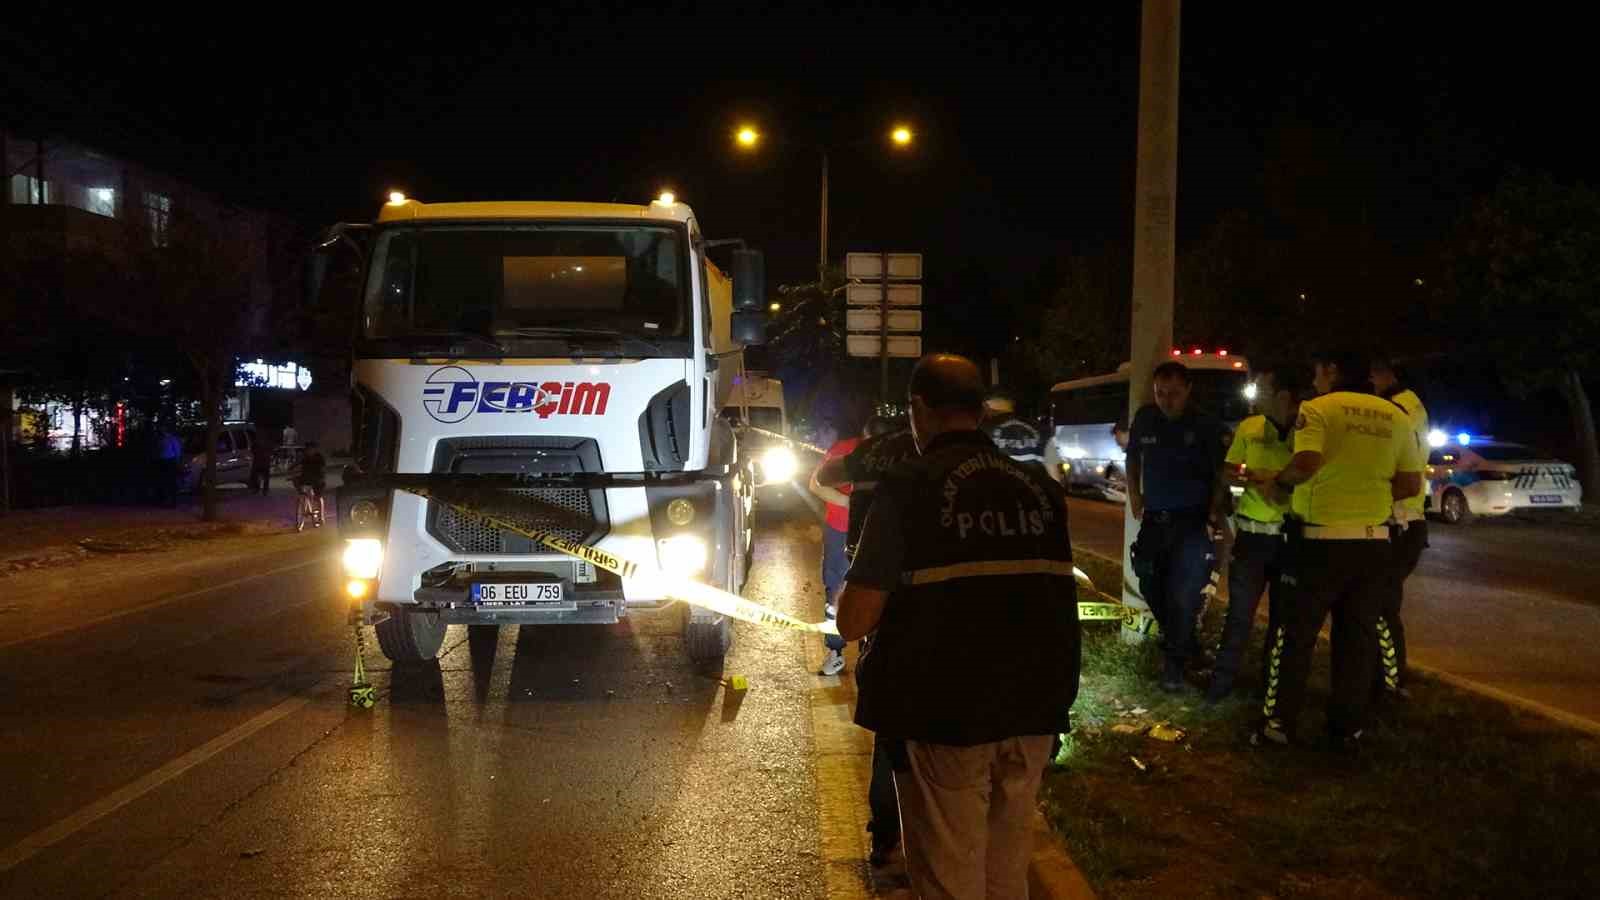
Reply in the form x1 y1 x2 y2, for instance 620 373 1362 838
731 121 917 277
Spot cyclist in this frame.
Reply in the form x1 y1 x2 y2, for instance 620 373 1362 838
290 441 328 527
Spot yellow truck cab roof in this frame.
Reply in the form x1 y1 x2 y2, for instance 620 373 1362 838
376 199 694 225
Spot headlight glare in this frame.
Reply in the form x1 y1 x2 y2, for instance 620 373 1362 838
657 535 709 577
760 446 799 483
342 538 384 580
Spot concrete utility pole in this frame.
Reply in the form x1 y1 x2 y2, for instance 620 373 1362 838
1124 0 1181 634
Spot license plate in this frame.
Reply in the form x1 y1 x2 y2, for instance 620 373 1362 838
470 582 570 609
1530 495 1564 505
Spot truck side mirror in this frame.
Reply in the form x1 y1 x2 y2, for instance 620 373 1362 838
306 253 329 306
731 310 767 346
308 223 371 305
732 249 766 310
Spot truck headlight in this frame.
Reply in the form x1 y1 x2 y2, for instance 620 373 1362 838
348 499 382 529
761 446 799 483
657 535 709 577
342 538 384 580
665 498 696 527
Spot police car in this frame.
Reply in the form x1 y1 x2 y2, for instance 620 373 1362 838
1425 433 1584 524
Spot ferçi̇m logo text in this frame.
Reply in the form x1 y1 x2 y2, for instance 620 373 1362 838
422 366 611 424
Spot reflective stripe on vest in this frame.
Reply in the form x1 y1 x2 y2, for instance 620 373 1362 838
902 558 1079 586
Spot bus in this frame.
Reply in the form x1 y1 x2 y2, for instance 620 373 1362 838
1045 352 1252 499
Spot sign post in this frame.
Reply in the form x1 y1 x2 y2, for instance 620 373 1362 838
845 252 923 402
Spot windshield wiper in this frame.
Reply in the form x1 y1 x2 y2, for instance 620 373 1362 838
381 331 505 356
497 327 667 356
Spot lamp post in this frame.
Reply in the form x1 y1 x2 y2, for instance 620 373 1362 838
733 123 915 280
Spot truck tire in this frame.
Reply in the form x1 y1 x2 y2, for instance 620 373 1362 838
375 608 447 663
685 611 732 661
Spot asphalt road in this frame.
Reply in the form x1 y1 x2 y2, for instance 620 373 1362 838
1065 495 1600 728
0 503 839 899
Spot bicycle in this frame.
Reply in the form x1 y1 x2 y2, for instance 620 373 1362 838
294 483 325 532
271 445 304 476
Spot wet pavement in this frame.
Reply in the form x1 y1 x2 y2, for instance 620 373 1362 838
1065 496 1600 728
0 503 841 899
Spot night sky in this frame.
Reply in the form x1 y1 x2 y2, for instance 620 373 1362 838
2 6 1592 349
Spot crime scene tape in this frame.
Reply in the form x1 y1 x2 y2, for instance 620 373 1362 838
382 476 840 636
375 475 1136 632
740 425 827 456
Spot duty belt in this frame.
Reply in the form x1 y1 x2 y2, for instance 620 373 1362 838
1144 507 1208 525
1233 516 1283 536
1300 523 1391 541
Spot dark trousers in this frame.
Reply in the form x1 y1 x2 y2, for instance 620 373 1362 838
249 466 271 495
1377 520 1427 691
821 525 848 652
155 458 180 508
1214 529 1286 692
1263 536 1392 740
1139 511 1214 673
868 734 904 850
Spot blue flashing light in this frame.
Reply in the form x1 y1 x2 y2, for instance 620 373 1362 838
1456 432 1472 447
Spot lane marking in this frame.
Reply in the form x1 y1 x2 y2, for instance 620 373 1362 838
0 689 320 873
0 552 334 651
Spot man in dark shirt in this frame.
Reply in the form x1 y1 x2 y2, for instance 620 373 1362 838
814 414 917 865
1126 361 1228 692
837 353 1079 898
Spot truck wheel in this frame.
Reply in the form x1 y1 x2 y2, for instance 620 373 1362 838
375 608 447 662
1440 488 1472 525
685 611 732 661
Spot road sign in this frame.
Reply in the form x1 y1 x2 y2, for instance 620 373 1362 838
845 283 922 307
846 252 923 281
847 308 922 333
848 334 922 358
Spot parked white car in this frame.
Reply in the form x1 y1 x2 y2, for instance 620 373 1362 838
1425 440 1583 524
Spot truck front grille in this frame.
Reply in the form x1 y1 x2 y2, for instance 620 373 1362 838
431 487 595 553
425 436 609 555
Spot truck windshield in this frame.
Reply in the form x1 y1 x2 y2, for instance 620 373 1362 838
360 223 691 358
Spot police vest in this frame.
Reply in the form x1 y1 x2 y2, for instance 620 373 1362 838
987 417 1045 466
855 430 1080 746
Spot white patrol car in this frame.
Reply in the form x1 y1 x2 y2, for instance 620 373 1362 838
1425 436 1583 524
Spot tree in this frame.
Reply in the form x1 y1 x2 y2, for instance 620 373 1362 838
1020 250 1128 387
127 210 279 521
1452 171 1600 496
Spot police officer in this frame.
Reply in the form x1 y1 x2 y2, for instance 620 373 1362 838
814 412 918 867
1370 356 1429 700
1127 361 1229 692
1207 364 1310 704
1256 350 1424 751
982 391 1046 472
836 353 1079 899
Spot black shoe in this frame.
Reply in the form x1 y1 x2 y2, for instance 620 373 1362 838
869 835 900 867
1250 719 1291 748
1324 730 1363 755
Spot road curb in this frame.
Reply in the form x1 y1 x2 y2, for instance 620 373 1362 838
1028 808 1098 899
1409 662 1600 739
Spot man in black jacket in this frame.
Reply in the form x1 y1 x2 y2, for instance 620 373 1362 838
837 353 1080 899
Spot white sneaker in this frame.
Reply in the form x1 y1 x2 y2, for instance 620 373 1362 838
818 650 845 676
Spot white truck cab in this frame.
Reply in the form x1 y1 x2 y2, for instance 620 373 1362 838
317 195 770 662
